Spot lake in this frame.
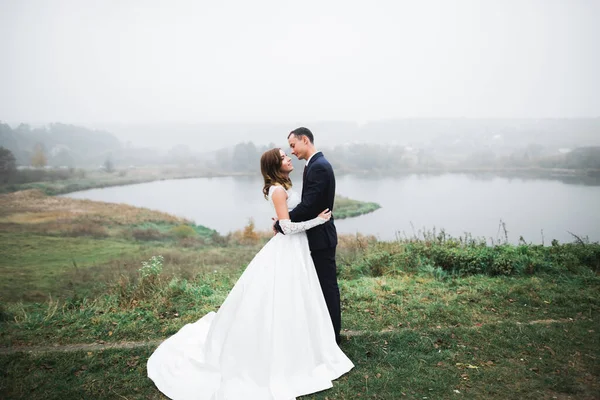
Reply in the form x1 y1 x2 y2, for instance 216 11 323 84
62 173 600 244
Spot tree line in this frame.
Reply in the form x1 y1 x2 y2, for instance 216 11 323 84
2 120 599 185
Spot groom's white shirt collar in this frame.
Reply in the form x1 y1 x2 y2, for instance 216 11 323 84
306 151 321 166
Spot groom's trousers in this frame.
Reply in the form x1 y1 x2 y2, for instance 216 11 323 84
311 247 341 343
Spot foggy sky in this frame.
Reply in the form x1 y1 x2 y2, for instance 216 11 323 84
1 0 599 125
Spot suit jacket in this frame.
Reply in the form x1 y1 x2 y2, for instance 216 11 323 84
289 152 338 251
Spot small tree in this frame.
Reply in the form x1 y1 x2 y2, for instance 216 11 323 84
242 218 260 244
0 147 16 183
104 157 114 172
31 143 47 168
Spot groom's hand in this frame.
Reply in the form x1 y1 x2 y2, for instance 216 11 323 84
272 218 284 235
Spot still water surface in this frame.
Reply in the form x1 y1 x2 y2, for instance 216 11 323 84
63 174 600 243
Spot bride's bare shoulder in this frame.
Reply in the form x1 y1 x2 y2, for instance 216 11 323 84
269 184 288 193
269 185 289 201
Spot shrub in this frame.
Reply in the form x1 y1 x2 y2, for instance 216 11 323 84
131 228 165 241
0 302 12 322
418 264 450 281
358 250 396 277
210 232 231 246
343 233 600 280
139 255 164 279
66 222 109 238
549 242 600 272
490 252 516 275
178 237 206 248
170 225 198 239
241 218 260 244
132 255 165 298
227 219 272 246
337 233 377 267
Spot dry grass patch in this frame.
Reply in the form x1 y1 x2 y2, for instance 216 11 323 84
0 189 188 228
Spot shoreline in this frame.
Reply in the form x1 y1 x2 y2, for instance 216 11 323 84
3 165 599 197
337 166 600 183
0 169 255 196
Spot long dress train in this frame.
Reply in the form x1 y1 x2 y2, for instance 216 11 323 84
147 187 354 399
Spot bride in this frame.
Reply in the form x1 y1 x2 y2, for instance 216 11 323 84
147 148 354 399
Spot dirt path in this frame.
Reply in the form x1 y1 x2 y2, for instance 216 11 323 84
0 318 572 355
0 340 164 355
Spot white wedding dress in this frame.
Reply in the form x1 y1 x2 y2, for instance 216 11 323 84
147 186 354 400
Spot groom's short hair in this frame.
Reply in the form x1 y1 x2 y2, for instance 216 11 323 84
288 127 314 144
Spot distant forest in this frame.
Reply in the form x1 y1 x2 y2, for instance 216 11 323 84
1 120 600 176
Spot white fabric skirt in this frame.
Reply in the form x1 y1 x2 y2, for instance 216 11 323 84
147 232 354 400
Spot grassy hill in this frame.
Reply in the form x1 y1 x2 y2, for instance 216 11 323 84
0 190 598 399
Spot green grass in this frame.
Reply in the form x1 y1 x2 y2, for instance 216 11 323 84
335 195 381 219
340 273 600 332
1 319 598 399
2 270 598 348
0 232 138 302
0 190 598 399
2 262 595 398
0 347 158 399
0 226 258 304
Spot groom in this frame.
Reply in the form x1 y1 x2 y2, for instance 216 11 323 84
275 127 342 344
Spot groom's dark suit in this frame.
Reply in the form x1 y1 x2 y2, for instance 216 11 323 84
276 152 341 342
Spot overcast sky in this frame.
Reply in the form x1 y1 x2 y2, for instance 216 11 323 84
1 0 599 125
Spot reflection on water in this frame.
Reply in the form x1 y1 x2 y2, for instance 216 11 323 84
63 173 600 244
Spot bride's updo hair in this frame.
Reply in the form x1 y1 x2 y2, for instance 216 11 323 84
261 148 292 199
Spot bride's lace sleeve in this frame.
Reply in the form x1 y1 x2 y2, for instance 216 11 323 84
278 217 327 235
